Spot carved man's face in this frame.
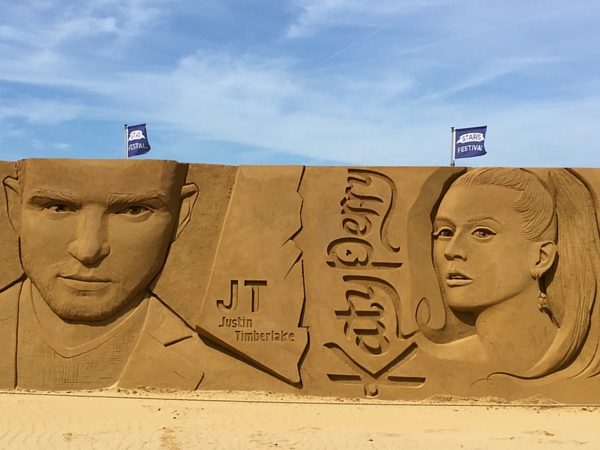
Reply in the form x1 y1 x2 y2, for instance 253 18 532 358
5 159 197 321
433 185 543 313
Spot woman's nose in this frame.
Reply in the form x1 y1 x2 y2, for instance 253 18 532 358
443 233 467 261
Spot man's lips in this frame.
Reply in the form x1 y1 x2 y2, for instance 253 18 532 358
445 270 473 287
58 274 111 291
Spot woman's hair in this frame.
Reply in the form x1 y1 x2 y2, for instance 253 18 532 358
449 168 600 379
452 168 557 242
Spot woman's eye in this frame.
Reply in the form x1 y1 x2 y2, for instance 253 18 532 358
46 204 75 213
473 228 495 238
117 206 149 216
434 228 454 238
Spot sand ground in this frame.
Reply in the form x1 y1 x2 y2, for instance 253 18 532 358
0 390 598 449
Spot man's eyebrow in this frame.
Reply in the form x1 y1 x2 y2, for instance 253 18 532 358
107 191 169 206
26 188 82 206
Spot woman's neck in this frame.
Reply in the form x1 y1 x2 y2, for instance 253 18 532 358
474 286 557 374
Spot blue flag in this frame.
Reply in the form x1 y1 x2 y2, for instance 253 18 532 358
454 126 487 159
127 124 151 157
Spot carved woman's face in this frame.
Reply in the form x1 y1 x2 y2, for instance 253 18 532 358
433 185 542 313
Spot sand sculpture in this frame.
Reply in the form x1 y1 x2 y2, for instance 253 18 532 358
1 159 600 403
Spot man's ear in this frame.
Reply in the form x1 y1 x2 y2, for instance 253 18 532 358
533 240 557 278
173 182 198 242
3 176 21 235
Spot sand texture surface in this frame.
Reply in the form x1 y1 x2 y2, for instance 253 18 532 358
0 390 598 449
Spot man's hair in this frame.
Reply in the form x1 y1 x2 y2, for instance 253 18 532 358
14 159 190 198
15 159 27 192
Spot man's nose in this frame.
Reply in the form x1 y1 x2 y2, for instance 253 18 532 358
67 208 110 265
443 232 467 261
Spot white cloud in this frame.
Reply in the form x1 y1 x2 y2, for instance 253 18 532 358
286 0 445 37
0 99 83 124
0 42 598 166
0 0 167 51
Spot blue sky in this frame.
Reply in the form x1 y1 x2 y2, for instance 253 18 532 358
0 0 599 166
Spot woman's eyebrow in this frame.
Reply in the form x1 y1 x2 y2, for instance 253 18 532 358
467 215 502 224
434 215 454 225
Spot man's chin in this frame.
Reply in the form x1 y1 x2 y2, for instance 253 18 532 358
44 289 131 322
49 303 124 321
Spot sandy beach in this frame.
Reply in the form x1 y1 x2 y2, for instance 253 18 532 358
0 389 598 449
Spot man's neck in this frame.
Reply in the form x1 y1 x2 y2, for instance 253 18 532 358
28 280 149 353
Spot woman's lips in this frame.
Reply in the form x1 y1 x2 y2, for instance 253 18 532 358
58 275 111 291
445 270 473 287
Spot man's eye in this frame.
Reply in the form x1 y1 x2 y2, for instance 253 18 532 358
46 204 75 213
434 228 454 239
473 228 495 238
116 206 150 216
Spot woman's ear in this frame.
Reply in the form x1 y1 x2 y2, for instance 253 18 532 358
532 240 557 278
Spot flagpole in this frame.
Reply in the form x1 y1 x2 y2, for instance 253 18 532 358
450 127 455 167
124 124 128 159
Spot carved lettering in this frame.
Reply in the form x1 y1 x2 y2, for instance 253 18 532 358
336 276 403 356
346 169 400 254
216 280 267 312
324 169 423 396
244 280 267 312
327 238 373 268
218 316 253 328
235 330 296 342
327 169 402 269
325 343 425 397
217 280 239 311
341 215 371 236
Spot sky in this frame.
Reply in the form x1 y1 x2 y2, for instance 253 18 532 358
0 0 599 167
